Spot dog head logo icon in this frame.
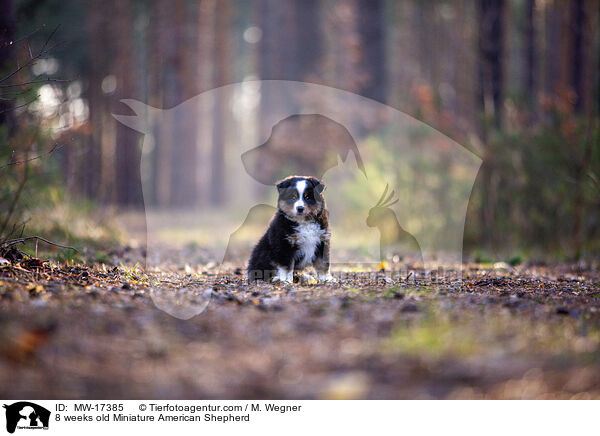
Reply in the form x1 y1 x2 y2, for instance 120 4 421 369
3 402 50 433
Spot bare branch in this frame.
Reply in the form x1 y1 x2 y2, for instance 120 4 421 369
0 143 62 170
0 162 28 239
0 27 43 50
0 95 39 114
1 236 78 252
39 25 60 54
588 172 600 191
1 90 35 101
0 25 62 85
0 77 71 88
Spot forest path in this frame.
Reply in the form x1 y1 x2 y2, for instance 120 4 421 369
0 252 599 399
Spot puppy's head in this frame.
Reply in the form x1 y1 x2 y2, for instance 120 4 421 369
276 176 326 221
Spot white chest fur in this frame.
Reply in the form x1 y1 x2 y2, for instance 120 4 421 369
292 222 327 268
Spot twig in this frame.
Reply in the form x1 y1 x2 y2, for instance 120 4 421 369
39 25 60 55
1 264 32 274
587 171 600 191
0 95 39 114
0 77 71 88
0 27 43 50
0 89 32 100
2 236 78 252
0 143 62 170
18 220 28 238
0 161 28 239
0 25 60 85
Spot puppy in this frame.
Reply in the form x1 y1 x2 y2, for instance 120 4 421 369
248 175 334 283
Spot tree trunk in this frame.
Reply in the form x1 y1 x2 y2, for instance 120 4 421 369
477 0 505 133
210 0 232 205
196 0 217 206
85 0 108 201
295 0 322 81
571 0 585 114
477 0 505 249
523 0 536 118
170 0 200 207
356 0 386 104
114 0 141 206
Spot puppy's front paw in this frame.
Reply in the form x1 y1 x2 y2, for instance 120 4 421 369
273 267 294 284
318 273 336 283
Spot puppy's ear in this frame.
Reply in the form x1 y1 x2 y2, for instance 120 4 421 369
276 178 292 193
308 177 326 193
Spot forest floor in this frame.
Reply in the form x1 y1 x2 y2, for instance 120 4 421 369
0 240 599 399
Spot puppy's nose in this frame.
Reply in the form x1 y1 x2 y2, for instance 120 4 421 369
296 206 305 214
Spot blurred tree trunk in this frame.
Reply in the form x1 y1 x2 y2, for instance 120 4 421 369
259 0 298 80
571 0 585 113
196 0 216 206
257 0 343 84
87 0 117 204
356 0 386 103
296 0 322 82
542 0 560 122
477 0 505 132
150 0 172 208
114 0 141 206
85 0 107 200
210 0 232 205
455 0 478 138
258 0 322 98
477 0 505 249
523 0 536 118
571 0 596 258
416 1 435 86
170 0 199 206
0 0 15 131
146 1 163 206
167 0 184 207
326 1 361 95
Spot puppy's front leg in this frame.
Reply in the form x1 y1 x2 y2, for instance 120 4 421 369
274 259 295 284
315 240 335 282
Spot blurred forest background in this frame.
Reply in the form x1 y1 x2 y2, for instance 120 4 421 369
0 0 599 261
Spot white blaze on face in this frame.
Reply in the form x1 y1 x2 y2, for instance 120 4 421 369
294 180 307 214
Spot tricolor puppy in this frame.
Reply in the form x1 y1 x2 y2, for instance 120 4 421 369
248 176 334 283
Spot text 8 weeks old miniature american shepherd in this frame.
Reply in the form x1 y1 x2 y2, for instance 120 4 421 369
248 176 334 283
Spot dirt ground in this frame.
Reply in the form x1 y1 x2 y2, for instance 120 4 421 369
1 244 599 399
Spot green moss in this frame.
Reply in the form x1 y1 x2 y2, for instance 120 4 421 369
384 318 479 357
94 252 112 264
508 253 524 266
